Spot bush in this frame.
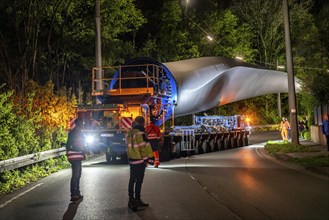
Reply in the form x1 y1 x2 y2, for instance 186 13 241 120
301 130 311 140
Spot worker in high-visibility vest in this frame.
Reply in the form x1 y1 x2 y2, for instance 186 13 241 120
126 116 153 211
280 117 291 142
146 118 161 168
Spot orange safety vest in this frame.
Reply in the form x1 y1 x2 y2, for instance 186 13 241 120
146 123 161 140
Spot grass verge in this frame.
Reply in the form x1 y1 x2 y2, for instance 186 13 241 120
265 141 329 168
264 141 314 154
292 156 329 168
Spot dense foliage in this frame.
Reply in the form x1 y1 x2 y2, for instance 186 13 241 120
0 82 76 160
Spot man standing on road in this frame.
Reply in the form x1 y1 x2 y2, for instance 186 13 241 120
126 116 153 211
321 114 329 151
66 118 86 202
146 118 162 168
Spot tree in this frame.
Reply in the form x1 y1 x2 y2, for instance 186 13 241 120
0 87 17 160
231 0 328 122
13 80 76 151
295 1 329 105
154 0 200 62
0 0 146 93
196 9 256 61
233 0 286 67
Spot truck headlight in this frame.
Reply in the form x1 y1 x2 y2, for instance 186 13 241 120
86 135 95 144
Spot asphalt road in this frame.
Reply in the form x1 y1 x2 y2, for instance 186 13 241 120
0 131 328 220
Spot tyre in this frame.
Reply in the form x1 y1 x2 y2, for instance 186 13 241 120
106 152 117 163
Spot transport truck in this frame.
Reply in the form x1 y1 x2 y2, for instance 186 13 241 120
75 58 250 162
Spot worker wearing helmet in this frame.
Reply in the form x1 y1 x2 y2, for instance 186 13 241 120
146 118 162 168
126 116 153 211
280 117 291 142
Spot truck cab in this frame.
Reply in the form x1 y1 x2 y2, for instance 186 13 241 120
77 104 133 163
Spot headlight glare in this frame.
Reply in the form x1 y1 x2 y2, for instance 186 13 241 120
86 135 95 144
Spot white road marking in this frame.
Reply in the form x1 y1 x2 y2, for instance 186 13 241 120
0 183 43 209
255 147 264 158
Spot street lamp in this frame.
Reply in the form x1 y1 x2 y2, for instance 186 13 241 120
207 35 213 41
184 0 190 15
276 64 285 118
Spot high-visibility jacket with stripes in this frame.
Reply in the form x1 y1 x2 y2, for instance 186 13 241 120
126 129 153 165
66 126 86 161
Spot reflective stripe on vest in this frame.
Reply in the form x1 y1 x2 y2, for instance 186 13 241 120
147 133 159 140
67 151 85 160
127 144 141 148
129 159 144 165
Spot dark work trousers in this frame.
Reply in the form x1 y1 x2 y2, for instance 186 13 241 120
326 135 329 151
70 160 82 197
128 163 146 199
149 139 159 151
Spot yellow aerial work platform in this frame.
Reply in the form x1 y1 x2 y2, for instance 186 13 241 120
91 64 162 97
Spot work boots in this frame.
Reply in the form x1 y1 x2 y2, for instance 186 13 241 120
128 198 138 211
135 198 149 207
128 198 149 211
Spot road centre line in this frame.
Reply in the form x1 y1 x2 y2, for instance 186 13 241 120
0 183 43 209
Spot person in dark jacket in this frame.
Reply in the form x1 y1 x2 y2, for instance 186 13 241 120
322 114 329 151
66 118 86 202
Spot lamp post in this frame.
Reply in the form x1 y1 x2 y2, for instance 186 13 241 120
283 0 299 144
95 0 103 103
276 62 285 119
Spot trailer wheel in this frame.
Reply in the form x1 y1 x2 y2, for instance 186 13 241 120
232 137 238 148
219 139 225 150
175 143 181 158
194 140 200 155
244 136 249 146
202 140 207 153
224 138 231 149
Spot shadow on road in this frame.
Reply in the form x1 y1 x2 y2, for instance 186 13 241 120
84 160 128 167
62 199 83 220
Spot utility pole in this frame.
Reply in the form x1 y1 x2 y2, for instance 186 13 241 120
283 0 299 144
95 0 103 101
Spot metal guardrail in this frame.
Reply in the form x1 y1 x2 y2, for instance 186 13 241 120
0 147 66 172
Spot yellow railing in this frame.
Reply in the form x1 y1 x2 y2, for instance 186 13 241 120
92 64 163 96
